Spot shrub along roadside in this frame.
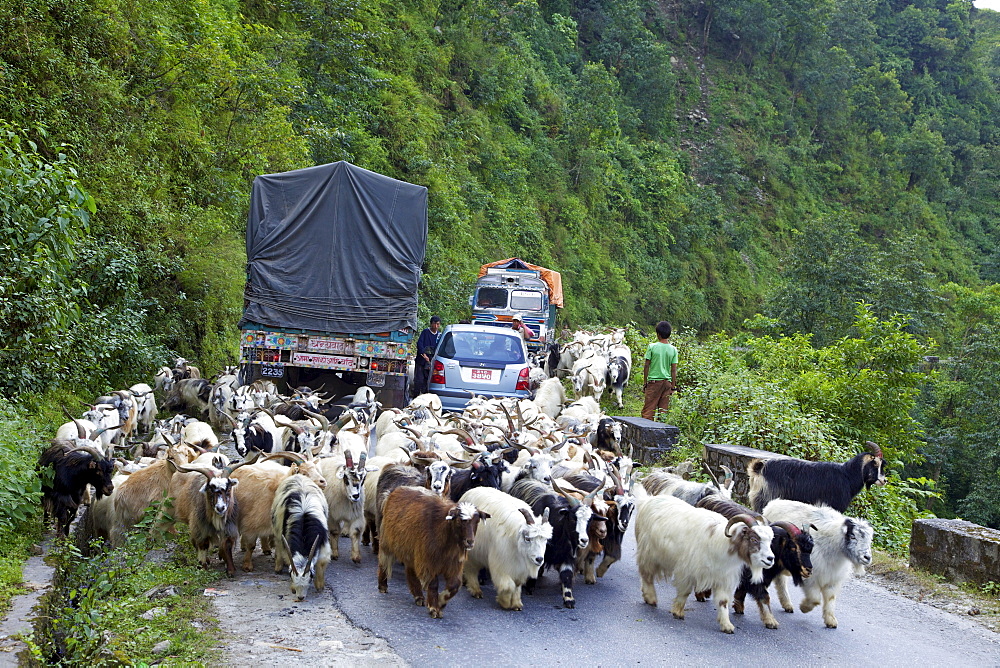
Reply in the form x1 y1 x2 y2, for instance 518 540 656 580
23 522 221 665
0 400 46 618
615 308 939 556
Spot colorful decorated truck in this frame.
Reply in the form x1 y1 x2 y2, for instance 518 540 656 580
237 161 427 408
470 258 563 352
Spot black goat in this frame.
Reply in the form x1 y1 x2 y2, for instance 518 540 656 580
696 495 814 629
510 479 603 609
39 440 115 536
563 470 636 581
748 442 886 513
447 452 504 502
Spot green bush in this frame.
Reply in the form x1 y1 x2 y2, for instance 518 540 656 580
26 518 219 665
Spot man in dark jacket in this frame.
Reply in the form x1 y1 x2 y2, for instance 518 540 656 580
413 315 442 396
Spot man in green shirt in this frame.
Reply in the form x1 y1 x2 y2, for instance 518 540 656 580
641 321 678 421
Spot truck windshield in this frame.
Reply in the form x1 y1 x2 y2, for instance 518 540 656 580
437 331 525 364
475 287 508 309
510 290 543 311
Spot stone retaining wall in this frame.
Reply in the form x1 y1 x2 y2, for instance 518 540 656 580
702 443 790 505
910 518 1000 586
612 417 679 465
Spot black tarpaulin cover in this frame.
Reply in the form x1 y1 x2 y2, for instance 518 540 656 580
240 162 427 334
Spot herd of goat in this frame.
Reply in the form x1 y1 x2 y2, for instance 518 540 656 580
39 339 887 633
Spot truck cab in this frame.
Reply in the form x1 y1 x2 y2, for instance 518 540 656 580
470 259 562 352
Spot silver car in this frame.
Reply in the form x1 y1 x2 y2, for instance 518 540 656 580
428 324 531 411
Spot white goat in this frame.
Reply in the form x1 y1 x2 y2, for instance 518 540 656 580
319 450 369 563
635 495 774 633
762 500 874 629
532 377 566 420
459 488 552 610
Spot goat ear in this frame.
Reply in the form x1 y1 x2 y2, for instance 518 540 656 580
199 483 208 494
229 478 239 488
445 512 455 521
478 510 491 521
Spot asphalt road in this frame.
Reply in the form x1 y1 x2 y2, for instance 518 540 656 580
321 523 999 667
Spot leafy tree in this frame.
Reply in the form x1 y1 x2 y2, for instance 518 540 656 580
0 126 94 395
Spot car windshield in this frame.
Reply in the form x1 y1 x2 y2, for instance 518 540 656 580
437 331 525 364
475 287 508 310
509 289 543 311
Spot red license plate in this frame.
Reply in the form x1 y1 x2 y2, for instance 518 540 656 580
471 369 493 380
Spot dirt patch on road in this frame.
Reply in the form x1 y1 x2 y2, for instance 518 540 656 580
210 553 404 667
866 552 1000 634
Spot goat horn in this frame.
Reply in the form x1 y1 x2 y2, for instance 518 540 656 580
68 414 89 441
72 444 106 461
724 514 759 537
302 409 330 433
283 536 299 577
408 450 438 467
517 507 535 525
171 462 218 479
609 466 625 496
865 441 883 459
436 428 476 447
222 449 262 476
770 520 801 537
551 478 580 507
499 404 516 434
94 424 124 436
445 452 473 469
702 462 723 489
307 534 321 564
515 403 526 429
400 426 425 450
262 451 305 465
460 441 484 455
721 465 733 482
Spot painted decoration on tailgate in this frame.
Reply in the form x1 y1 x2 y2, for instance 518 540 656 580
291 352 356 370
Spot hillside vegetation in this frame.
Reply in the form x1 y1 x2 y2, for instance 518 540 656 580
2 0 1000 528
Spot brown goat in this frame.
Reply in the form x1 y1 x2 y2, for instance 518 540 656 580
377 486 489 618
231 452 327 571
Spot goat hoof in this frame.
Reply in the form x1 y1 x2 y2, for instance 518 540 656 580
352 556 361 564
414 597 425 607
563 599 575 609
765 621 779 629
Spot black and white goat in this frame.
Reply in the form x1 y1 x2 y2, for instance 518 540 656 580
510 479 603 609
272 473 332 601
606 344 631 409
640 467 733 505
748 442 886 513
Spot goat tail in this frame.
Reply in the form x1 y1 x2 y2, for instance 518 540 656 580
746 459 769 512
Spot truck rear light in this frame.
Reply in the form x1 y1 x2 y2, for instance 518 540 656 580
515 366 530 391
431 360 446 385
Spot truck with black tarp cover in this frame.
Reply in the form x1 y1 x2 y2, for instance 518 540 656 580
238 161 427 407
